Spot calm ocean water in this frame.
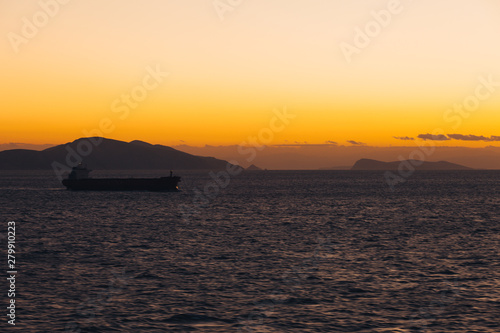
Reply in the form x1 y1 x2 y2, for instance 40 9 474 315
1 170 499 332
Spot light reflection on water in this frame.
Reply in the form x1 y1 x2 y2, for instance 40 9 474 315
1 170 499 332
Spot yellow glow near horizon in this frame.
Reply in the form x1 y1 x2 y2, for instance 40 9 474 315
1 0 500 147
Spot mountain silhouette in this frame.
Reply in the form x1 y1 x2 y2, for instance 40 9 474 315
245 164 263 171
0 137 235 170
351 158 473 170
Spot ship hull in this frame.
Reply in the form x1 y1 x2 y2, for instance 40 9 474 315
62 176 180 191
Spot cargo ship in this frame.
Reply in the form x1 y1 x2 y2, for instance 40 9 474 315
62 164 180 191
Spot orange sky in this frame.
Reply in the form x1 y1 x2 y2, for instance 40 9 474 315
1 0 500 148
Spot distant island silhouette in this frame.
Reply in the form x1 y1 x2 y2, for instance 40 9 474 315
0 137 235 170
351 158 473 170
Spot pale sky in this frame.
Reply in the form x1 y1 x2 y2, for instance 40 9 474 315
1 0 500 147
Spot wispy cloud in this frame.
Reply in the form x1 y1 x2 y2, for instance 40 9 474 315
272 143 338 147
347 140 366 145
0 142 55 151
393 136 415 141
447 134 500 142
417 134 450 141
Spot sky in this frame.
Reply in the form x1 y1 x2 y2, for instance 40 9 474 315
1 0 500 151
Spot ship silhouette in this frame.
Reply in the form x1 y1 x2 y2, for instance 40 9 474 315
62 164 180 191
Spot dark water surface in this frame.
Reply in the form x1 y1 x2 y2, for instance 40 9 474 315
1 170 499 332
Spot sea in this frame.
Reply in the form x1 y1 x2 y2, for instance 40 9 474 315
1 170 499 332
